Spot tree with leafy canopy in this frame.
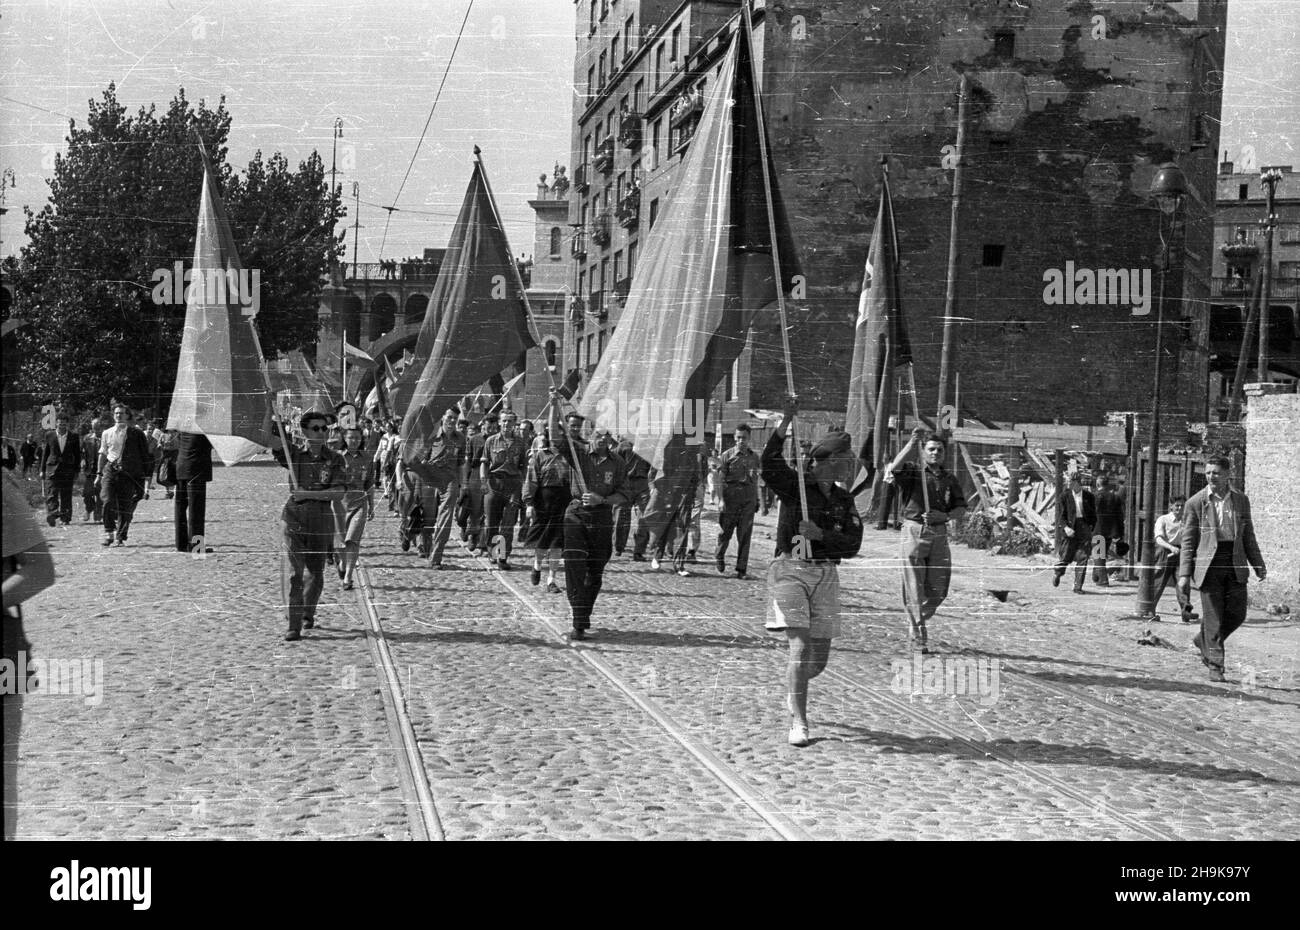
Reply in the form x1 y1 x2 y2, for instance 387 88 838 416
5 84 343 415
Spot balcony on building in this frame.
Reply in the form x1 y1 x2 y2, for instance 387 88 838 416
573 163 590 194
616 188 641 229
618 112 642 150
613 276 632 301
591 212 612 248
669 87 703 128
1211 275 1252 299
571 230 589 261
593 136 616 176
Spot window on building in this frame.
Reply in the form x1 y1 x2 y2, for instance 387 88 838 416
597 329 605 359
576 337 584 370
614 249 624 281
630 159 640 185
1238 183 1249 200
600 258 609 292
982 244 1005 267
550 227 562 257
588 67 596 98
611 35 620 69
544 339 557 368
994 30 1015 59
651 120 661 169
729 356 740 401
1279 261 1300 280
625 15 635 55
619 94 629 124
627 240 637 277
649 198 659 229
616 172 625 203
633 79 644 112
671 24 681 63
583 135 592 167
599 52 606 90
595 119 604 142
587 333 595 364
655 43 665 89
578 269 586 295
589 0 596 34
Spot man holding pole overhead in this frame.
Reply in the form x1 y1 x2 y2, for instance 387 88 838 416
885 427 967 654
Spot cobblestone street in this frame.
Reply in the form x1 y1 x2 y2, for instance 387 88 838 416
11 464 1300 840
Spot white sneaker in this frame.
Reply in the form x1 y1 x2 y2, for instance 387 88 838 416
650 557 661 571
676 568 690 577
788 722 811 747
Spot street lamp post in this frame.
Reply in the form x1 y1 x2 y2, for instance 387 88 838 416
1133 162 1187 621
1256 167 1282 382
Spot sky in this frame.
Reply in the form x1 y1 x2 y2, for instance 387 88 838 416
1 0 1297 262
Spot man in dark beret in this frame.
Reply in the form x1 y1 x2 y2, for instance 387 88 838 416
761 398 864 747
884 427 967 654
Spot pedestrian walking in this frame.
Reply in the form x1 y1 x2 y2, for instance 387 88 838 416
80 419 105 522
552 399 627 640
760 399 863 747
1178 457 1266 682
335 427 375 589
482 410 528 569
522 428 571 593
1152 495 1197 622
19 435 37 477
1052 472 1096 593
38 412 81 527
716 423 761 579
461 413 496 552
272 412 350 641
515 419 537 544
1 439 15 471
155 425 179 500
173 431 214 553
884 427 967 653
1093 474 1125 585
613 438 652 558
3 472 56 840
403 409 466 567
96 404 152 547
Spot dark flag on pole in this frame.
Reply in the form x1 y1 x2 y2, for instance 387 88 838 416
398 159 536 463
166 149 271 464
845 168 912 515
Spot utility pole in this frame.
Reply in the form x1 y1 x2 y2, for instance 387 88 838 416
352 181 361 273
935 72 969 440
330 118 343 277
1256 167 1282 382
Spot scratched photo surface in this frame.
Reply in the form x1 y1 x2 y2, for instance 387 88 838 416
2 0 1298 857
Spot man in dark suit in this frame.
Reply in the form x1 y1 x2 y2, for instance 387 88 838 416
38 412 82 526
1178 456 1266 682
1093 474 1125 585
19 434 37 476
174 432 215 553
96 404 152 547
1053 472 1097 593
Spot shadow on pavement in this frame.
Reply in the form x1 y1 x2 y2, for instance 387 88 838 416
376 629 564 650
820 723 1299 785
1028 669 1297 706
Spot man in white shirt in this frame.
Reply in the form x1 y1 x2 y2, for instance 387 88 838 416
1151 495 1196 622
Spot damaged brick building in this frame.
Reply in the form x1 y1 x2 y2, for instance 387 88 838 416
569 0 1227 428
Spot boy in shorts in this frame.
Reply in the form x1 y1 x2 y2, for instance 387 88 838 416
761 398 863 747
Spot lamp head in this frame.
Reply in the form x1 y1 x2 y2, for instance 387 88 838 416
1150 162 1187 213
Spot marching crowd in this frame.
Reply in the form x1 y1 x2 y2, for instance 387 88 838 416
3 391 1271 757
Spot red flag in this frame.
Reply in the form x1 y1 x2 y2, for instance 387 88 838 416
398 158 536 463
845 171 913 511
166 151 270 463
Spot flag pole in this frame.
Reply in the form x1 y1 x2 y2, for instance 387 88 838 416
741 0 808 528
342 329 348 406
474 145 588 495
905 362 930 515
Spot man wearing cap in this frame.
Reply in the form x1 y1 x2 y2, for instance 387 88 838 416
716 423 760 579
762 399 863 747
271 412 350 641
551 396 627 640
884 428 967 653
1053 472 1097 593
481 410 529 569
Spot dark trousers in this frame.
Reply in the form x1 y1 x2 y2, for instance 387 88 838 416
102 469 142 540
614 487 649 554
82 474 103 521
44 478 74 524
1054 520 1092 590
1197 544 1248 671
457 476 485 547
563 502 613 630
174 478 208 552
875 479 898 529
281 501 333 632
484 475 522 559
717 506 756 574
1152 550 1193 616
